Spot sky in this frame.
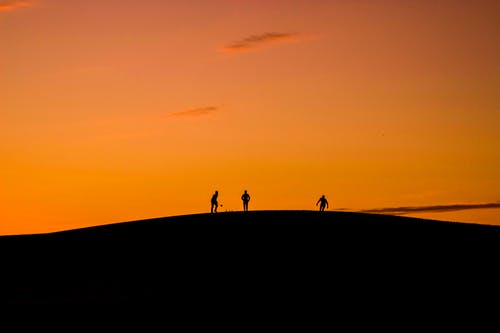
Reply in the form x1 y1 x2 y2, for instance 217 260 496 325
1 0 499 235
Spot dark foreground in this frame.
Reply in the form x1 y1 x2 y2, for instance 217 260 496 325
1 210 500 304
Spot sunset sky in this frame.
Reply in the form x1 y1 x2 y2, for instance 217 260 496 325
2 0 499 235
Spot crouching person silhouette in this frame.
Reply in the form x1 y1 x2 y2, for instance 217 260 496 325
316 195 329 212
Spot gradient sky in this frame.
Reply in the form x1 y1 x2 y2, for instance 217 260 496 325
2 0 499 235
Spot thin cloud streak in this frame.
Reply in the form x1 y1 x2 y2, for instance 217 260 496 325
360 202 500 215
168 106 218 117
0 1 32 11
223 32 302 52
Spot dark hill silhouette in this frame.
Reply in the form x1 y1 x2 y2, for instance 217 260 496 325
1 210 500 304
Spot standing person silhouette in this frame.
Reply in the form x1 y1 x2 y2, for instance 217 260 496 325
211 190 219 213
241 190 251 212
316 195 329 212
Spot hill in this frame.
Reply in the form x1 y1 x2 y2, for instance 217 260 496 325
1 210 500 304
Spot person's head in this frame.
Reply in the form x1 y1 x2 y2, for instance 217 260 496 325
244 190 247 193
215 190 218 194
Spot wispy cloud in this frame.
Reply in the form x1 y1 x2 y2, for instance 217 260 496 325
360 202 500 215
168 106 219 118
0 1 32 11
222 32 303 52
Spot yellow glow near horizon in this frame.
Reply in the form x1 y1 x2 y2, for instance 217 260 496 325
1 0 499 235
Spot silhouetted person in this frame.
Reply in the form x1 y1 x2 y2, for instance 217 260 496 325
211 190 219 213
241 190 250 212
316 195 329 211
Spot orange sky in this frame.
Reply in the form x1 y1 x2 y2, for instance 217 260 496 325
2 0 500 235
